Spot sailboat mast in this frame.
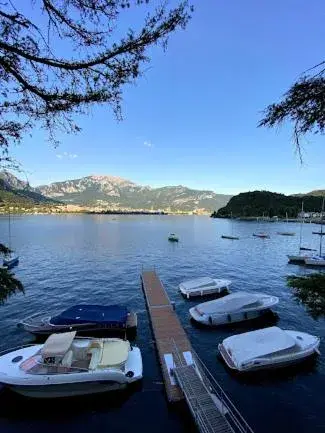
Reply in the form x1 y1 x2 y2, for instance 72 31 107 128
320 197 324 257
299 201 303 252
8 208 11 251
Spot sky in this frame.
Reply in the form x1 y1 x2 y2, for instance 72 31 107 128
7 0 325 194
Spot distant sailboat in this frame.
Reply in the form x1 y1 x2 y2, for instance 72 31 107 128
3 209 19 269
221 212 239 240
304 198 325 266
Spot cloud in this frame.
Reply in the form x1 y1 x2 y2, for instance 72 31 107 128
56 152 78 159
144 141 153 148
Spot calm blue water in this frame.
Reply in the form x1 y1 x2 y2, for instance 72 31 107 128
0 215 324 433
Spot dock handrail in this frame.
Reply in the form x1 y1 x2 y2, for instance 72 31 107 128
171 339 254 433
191 346 253 433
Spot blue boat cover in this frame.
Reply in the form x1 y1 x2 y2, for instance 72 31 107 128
50 305 128 327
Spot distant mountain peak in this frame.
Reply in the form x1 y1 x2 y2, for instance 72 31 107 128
33 174 232 212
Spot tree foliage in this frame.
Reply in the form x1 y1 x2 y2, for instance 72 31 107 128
214 190 325 218
0 243 24 304
287 273 325 319
259 63 325 157
0 0 192 166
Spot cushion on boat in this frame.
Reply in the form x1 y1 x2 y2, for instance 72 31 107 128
89 348 101 370
41 331 76 358
98 339 130 368
61 350 73 367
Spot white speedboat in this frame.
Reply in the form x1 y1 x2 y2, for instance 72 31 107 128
189 292 279 326
0 331 142 398
218 326 320 372
304 256 325 267
179 276 231 299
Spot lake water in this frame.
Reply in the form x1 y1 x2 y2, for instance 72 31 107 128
0 214 324 433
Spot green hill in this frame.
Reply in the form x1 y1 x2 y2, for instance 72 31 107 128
0 178 60 208
213 190 325 218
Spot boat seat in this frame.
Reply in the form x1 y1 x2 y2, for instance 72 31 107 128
88 348 101 370
61 350 73 368
71 340 91 360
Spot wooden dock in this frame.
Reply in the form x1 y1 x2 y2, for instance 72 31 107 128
141 270 254 433
141 269 191 402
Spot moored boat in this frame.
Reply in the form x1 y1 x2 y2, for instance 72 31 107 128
221 235 239 240
18 304 137 338
189 292 279 326
2 255 19 269
253 233 270 238
0 331 142 398
218 326 320 372
168 233 179 242
179 276 231 299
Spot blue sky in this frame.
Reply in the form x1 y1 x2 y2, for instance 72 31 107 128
9 0 325 194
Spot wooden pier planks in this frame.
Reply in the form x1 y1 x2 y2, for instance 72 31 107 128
141 270 191 402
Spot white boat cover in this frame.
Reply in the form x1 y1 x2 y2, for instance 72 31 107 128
99 339 130 367
41 331 76 357
197 292 261 314
223 327 296 367
181 277 216 290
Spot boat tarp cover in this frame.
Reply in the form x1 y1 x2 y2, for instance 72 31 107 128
41 331 76 357
197 292 261 314
50 305 128 327
223 326 296 368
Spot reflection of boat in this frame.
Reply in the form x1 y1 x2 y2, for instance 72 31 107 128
253 233 270 238
312 231 325 235
0 332 142 398
189 292 278 326
3 209 19 269
218 326 320 372
179 276 231 299
168 233 179 242
18 305 137 337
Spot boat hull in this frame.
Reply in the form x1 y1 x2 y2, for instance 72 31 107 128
287 255 308 263
190 307 271 326
304 258 325 266
7 380 127 398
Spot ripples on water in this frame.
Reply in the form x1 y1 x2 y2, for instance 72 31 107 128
0 215 324 433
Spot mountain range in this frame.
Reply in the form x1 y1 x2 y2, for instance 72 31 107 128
0 172 232 212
